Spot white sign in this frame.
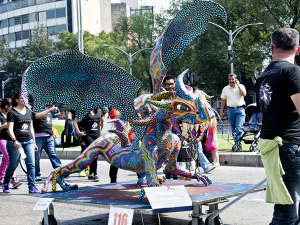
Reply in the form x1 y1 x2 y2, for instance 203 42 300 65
33 198 54 210
144 185 193 214
108 205 134 225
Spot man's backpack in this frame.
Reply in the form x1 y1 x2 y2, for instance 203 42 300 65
61 119 85 148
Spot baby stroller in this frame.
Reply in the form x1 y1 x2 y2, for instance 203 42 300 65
239 103 262 152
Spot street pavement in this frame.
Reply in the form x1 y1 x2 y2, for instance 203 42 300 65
0 158 274 225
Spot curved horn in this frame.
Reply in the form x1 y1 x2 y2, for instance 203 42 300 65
129 114 156 127
175 69 195 100
150 91 174 101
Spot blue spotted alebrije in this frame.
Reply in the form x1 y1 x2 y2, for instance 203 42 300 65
139 189 146 201
21 48 145 142
161 0 227 71
203 175 212 184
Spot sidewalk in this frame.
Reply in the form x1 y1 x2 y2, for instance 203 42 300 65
0 159 271 225
42 148 263 167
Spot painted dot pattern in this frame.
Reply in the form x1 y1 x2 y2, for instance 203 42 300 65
21 48 146 140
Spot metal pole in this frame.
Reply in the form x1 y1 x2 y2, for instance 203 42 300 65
2 78 12 99
229 30 233 74
76 0 80 52
208 22 263 75
2 81 4 99
79 0 83 53
129 53 132 75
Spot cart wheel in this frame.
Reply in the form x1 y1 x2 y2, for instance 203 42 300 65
237 145 242 152
205 215 223 225
249 145 254 152
42 215 57 225
232 145 236 152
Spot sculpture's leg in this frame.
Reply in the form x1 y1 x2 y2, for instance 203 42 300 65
42 143 104 192
163 139 181 176
141 142 160 187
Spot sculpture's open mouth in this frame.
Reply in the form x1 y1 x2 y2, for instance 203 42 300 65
177 121 210 143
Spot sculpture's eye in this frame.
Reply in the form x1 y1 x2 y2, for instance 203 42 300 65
176 104 190 111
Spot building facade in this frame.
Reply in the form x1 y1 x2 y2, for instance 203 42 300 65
120 0 142 10
111 2 130 30
0 0 111 49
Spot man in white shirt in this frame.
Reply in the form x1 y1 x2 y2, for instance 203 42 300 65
220 74 247 151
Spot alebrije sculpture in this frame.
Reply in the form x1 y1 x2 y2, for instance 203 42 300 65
21 0 227 199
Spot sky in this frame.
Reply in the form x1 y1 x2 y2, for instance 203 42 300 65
111 0 171 11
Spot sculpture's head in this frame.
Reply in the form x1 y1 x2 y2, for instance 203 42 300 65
146 69 215 142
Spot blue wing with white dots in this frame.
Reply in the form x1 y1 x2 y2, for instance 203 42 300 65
21 48 145 141
161 0 227 71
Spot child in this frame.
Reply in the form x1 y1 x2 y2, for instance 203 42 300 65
205 117 219 167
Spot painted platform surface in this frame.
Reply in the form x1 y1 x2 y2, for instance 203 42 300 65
38 180 265 214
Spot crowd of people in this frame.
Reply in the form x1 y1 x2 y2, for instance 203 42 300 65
1 27 300 225
0 81 222 193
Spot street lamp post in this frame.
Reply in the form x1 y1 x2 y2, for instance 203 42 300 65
209 22 263 74
102 44 152 75
2 78 12 99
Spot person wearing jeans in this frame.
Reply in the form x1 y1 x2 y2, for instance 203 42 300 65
255 28 300 224
0 98 22 188
33 106 62 181
196 142 216 173
220 74 247 150
226 106 246 147
2 91 39 194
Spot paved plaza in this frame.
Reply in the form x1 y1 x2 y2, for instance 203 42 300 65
0 158 274 225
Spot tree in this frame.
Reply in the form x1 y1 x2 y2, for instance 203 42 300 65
113 9 155 93
25 25 56 60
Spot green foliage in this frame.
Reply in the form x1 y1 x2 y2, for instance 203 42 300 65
2 0 300 100
25 25 56 60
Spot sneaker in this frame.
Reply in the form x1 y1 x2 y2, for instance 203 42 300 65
11 177 23 189
85 169 90 176
212 163 220 167
0 177 3 185
35 176 42 181
2 184 10 193
29 186 40 194
78 170 86 177
204 165 216 173
93 176 100 182
88 175 94 180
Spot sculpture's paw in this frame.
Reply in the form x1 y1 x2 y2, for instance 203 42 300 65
138 182 161 201
41 171 55 194
63 177 79 190
139 189 146 201
58 176 71 191
149 182 160 187
196 173 209 186
158 177 166 185
202 175 212 184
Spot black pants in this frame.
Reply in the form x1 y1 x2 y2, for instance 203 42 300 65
109 165 118 183
109 166 141 183
82 135 98 176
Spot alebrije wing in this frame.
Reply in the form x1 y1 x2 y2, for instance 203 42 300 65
150 0 227 94
21 48 145 141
